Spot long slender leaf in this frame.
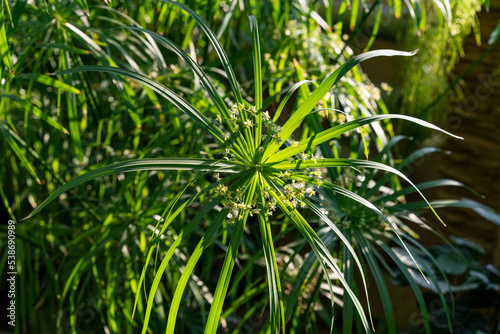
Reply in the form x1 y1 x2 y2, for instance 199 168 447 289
250 15 263 149
164 209 226 333
267 114 461 162
56 66 229 148
265 176 372 332
23 159 242 220
2 95 69 134
263 49 418 160
0 2 13 75
0 121 40 183
257 177 285 334
18 73 81 94
205 174 258 333
162 0 243 105
354 229 396 334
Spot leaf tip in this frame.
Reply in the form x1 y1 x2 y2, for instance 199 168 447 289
21 214 31 222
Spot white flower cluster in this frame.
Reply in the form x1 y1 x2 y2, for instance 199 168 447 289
282 181 307 208
261 111 283 144
214 178 260 224
279 178 319 209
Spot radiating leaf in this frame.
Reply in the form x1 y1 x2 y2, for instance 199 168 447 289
56 66 228 147
263 49 418 160
23 159 242 220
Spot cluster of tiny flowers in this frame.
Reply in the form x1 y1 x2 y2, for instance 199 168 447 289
214 176 261 224
216 183 278 218
260 185 277 216
228 103 245 133
334 169 358 188
227 104 261 131
282 181 308 208
294 150 323 187
277 151 324 208
262 111 283 144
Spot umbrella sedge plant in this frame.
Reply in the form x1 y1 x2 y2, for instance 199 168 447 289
23 1 463 333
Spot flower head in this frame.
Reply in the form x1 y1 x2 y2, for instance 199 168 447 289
243 119 253 129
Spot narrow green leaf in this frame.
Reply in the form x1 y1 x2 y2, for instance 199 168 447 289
355 229 396 334
257 178 285 334
273 80 317 123
162 0 243 104
390 199 500 226
165 209 226 334
488 21 500 45
58 30 84 163
74 0 89 14
293 172 432 282
249 15 263 148
374 179 473 205
266 178 372 332
0 122 40 183
0 3 13 75
402 237 453 332
17 73 81 94
363 4 382 52
350 0 360 31
284 231 337 323
0 175 16 220
372 234 431 334
342 228 354 334
120 27 251 159
2 95 69 134
23 158 242 220
3 0 13 28
205 174 258 333
304 198 374 331
364 147 444 199
215 0 238 39
263 50 418 160
132 180 230 323
267 114 461 162
277 157 447 228
394 0 401 18
56 66 229 147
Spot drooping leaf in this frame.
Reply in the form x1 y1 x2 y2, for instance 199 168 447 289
23 159 243 220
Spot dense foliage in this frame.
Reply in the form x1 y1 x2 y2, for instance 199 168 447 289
1 0 499 333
